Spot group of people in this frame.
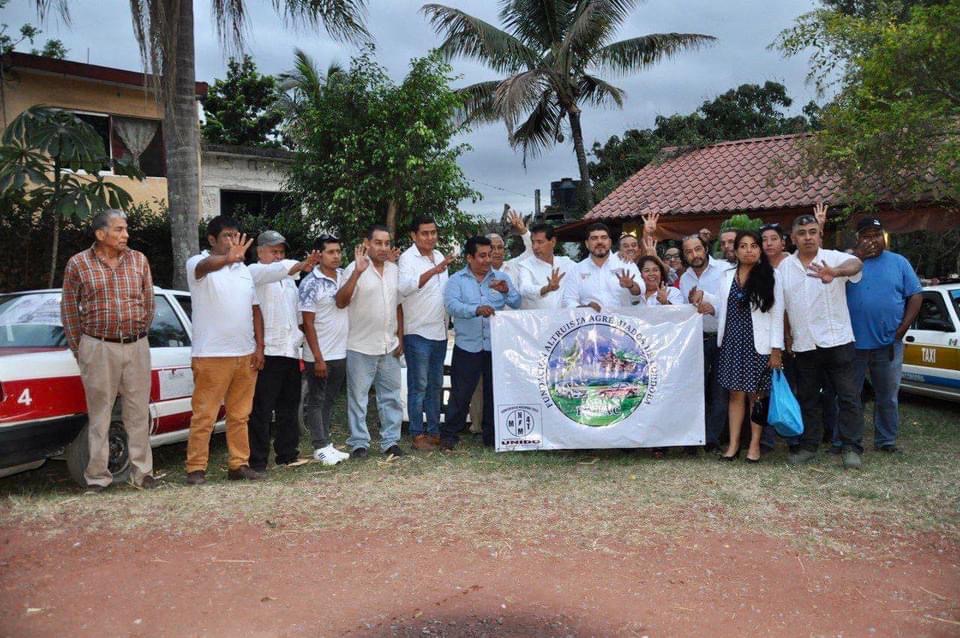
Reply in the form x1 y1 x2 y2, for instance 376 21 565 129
60 201 921 491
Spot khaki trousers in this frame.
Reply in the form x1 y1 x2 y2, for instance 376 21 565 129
186 355 258 472
77 334 153 487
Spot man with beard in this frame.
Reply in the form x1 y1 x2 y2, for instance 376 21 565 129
562 223 642 311
680 234 732 452
719 228 738 264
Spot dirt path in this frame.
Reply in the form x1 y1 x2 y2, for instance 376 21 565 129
1 522 957 637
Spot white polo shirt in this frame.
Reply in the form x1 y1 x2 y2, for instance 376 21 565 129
561 254 641 310
517 254 577 309
679 257 732 333
780 248 862 352
186 250 260 357
298 267 348 362
341 259 400 356
248 259 303 359
397 245 448 341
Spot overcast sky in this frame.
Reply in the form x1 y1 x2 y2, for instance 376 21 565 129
3 0 824 218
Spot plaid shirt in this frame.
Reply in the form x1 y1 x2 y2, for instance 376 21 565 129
61 245 155 353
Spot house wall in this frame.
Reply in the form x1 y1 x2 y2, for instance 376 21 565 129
2 68 169 207
200 151 293 219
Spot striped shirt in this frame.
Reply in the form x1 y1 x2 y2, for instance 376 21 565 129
61 245 155 353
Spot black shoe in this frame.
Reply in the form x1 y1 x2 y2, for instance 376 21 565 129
227 465 265 481
704 443 720 454
383 445 405 458
350 447 369 460
828 445 843 456
719 450 740 462
440 439 457 451
185 470 206 486
877 444 900 454
140 475 160 489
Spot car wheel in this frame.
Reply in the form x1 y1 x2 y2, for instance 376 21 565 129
65 421 132 486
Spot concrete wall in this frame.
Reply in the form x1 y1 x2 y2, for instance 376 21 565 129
200 150 293 219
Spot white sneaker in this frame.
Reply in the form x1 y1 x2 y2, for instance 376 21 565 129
330 446 350 461
312 445 345 466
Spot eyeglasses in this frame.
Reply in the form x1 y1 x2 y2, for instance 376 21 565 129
759 223 782 233
794 215 817 226
664 252 681 259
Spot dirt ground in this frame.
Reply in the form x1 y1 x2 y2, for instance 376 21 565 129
1 520 957 637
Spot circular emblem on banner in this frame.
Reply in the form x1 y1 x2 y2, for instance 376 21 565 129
503 406 537 437
544 322 651 426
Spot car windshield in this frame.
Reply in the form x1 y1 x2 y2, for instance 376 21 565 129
0 292 67 348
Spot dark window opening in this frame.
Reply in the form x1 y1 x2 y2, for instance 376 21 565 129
73 112 112 172
111 120 166 178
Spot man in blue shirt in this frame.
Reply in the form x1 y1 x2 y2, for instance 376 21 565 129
846 217 922 453
441 235 522 449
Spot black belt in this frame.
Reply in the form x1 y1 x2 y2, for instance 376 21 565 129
84 332 147 344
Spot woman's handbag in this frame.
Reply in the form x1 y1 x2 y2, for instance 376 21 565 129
751 395 769 427
768 369 803 437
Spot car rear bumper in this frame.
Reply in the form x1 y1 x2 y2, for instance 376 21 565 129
0 415 86 472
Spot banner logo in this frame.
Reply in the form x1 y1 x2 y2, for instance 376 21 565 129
537 316 657 427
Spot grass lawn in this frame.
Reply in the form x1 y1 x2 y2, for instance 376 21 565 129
1 394 957 555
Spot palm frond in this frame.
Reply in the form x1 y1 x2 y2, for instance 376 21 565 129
453 80 503 128
212 0 248 50
494 69 553 131
31 0 70 24
578 73 624 107
558 0 641 65
499 0 570 51
593 33 716 75
271 0 370 44
421 4 539 74
508 91 565 166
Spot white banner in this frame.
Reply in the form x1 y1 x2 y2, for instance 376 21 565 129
491 306 705 451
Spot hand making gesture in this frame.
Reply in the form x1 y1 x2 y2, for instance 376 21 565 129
806 260 837 284
489 277 510 294
642 235 658 257
814 202 828 229
507 208 527 235
354 244 370 273
641 211 660 237
615 269 638 291
226 233 253 263
545 267 565 293
656 281 670 305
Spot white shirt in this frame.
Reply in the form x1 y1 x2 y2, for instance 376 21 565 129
639 286 685 306
498 230 534 286
780 248 862 352
561 254 641 310
298 267 348 362
679 256 732 333
186 250 260 357
397 245 448 341
517 255 577 309
341 259 400 356
247 259 303 359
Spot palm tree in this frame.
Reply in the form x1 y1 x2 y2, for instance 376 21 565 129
275 48 344 131
422 0 715 209
33 0 368 288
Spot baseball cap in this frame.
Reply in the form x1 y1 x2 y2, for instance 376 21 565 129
856 217 883 234
257 230 288 247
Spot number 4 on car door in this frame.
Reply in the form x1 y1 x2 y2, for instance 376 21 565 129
17 388 32 406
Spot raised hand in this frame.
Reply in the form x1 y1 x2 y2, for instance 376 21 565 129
354 245 370 272
642 235 658 257
545 268 565 292
227 233 252 263
507 208 527 234
489 278 510 294
854 235 882 260
814 202 828 229
436 253 455 273
302 249 322 271
806 260 836 283
641 211 660 237
389 247 401 263
656 281 669 304
688 286 703 304
615 269 637 290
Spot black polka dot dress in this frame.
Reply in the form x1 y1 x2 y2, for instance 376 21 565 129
718 277 771 393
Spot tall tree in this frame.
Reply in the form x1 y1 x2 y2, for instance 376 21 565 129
588 81 818 200
201 55 283 148
32 0 369 289
283 50 479 252
422 0 714 210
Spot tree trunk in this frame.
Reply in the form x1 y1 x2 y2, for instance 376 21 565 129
386 199 398 239
567 108 594 213
47 157 62 288
163 0 201 290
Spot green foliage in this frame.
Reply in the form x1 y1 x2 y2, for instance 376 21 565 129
589 82 819 201
283 49 481 254
201 55 283 148
776 1 959 207
0 0 68 58
31 39 68 59
719 213 764 233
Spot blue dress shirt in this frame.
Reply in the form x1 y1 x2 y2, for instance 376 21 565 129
444 266 522 352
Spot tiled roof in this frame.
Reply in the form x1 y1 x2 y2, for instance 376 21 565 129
587 134 842 221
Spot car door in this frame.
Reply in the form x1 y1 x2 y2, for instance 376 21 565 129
902 289 960 398
148 293 195 434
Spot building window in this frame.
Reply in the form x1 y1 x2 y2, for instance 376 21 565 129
220 190 293 218
73 112 112 173
71 111 166 178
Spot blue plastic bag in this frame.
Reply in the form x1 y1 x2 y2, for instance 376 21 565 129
768 369 803 438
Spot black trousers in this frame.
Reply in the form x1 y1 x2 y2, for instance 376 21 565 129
793 343 864 453
248 355 302 470
703 333 729 446
441 347 494 447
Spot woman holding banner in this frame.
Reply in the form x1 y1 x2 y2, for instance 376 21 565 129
715 231 784 463
637 256 684 307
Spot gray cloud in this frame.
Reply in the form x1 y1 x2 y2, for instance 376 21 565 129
3 0 824 218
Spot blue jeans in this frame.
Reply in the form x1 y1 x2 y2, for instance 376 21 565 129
346 350 403 452
852 342 904 448
403 334 446 436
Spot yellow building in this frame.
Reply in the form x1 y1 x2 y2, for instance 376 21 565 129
1 51 211 207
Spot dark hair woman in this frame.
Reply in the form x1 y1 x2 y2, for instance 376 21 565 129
715 230 784 462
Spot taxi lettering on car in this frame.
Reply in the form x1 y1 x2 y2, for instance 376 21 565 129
901 283 960 402
0 288 223 483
